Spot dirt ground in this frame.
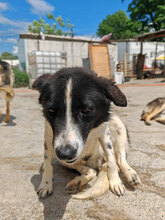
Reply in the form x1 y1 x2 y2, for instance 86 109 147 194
0 78 165 220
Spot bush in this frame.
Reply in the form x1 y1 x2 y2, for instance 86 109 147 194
12 68 29 88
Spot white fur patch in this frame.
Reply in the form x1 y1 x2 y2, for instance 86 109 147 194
66 78 72 129
54 78 84 162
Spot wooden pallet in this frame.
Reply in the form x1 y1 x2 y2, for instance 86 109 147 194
89 44 111 79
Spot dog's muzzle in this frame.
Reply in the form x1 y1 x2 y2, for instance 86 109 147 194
55 144 77 162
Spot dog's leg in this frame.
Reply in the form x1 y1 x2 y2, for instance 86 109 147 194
155 116 165 125
111 117 141 185
65 164 97 194
72 162 109 199
0 108 1 120
141 112 147 121
99 129 125 197
37 120 54 198
4 94 10 123
145 105 165 125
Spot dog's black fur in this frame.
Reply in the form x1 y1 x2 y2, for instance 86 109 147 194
33 67 127 145
33 67 142 199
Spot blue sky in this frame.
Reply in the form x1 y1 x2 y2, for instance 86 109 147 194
0 0 132 55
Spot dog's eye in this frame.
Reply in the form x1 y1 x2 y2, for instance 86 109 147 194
81 106 94 115
49 109 55 112
81 108 91 114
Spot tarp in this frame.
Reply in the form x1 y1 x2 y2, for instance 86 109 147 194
154 56 165 60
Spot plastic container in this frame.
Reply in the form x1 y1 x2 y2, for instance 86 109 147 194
28 51 66 78
114 72 124 84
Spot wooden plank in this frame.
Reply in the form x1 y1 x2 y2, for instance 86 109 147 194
124 52 127 76
89 44 111 78
136 54 145 79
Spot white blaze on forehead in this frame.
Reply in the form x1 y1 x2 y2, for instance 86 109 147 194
64 78 82 145
54 77 84 159
65 78 72 128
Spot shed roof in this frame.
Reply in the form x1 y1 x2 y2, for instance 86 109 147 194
19 33 116 45
135 29 165 41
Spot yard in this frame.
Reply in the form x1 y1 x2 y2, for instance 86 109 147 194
0 78 165 220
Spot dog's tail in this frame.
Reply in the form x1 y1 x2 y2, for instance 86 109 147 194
0 86 15 99
72 163 109 200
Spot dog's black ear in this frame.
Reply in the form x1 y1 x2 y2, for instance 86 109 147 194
98 77 127 107
32 74 52 92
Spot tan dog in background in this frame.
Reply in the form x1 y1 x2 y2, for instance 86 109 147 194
141 97 165 125
0 60 14 123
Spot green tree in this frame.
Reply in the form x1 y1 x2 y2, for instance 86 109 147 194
28 14 74 36
97 10 140 39
0 52 18 60
128 0 165 32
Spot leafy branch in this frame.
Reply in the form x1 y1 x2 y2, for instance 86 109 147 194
28 13 74 36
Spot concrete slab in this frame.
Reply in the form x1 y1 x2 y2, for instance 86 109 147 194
0 79 165 220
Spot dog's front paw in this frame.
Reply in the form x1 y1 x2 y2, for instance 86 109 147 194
124 168 141 185
145 121 151 126
37 181 53 198
3 117 10 123
109 178 125 197
65 177 84 194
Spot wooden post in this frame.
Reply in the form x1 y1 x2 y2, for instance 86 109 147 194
136 40 145 79
164 44 165 76
37 40 40 51
136 54 145 79
153 42 158 75
124 52 127 76
140 40 143 54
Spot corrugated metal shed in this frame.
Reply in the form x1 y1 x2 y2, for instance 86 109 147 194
18 33 117 81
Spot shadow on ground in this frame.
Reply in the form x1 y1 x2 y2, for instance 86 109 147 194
0 114 16 126
31 159 77 220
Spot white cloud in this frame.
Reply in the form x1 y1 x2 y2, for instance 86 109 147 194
5 38 17 44
0 2 8 11
0 14 29 30
26 0 54 15
12 46 18 55
0 38 17 44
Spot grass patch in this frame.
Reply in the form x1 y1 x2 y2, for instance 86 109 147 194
12 68 29 88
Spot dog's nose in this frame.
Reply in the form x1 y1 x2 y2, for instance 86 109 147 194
55 144 77 161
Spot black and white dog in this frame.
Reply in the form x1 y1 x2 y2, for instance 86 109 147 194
33 67 140 199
